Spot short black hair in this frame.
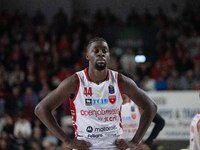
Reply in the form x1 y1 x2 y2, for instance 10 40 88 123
87 37 107 48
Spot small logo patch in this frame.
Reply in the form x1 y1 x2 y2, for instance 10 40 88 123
131 106 135 112
108 85 115 94
86 126 93 133
109 95 116 104
131 113 137 119
85 99 92 106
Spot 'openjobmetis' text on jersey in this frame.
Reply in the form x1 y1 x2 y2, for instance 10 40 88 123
70 68 123 149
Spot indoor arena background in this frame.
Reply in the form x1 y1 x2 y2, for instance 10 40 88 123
0 0 200 150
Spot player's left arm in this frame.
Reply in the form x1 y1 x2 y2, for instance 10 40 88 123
118 73 157 144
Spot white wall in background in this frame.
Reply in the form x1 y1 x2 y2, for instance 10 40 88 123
145 91 200 140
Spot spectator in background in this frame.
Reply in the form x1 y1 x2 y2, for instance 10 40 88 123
29 126 43 149
140 75 156 91
186 30 200 59
178 69 196 90
1 114 14 138
38 81 50 100
57 34 71 54
14 115 32 138
175 52 194 75
0 130 16 150
8 64 25 87
14 115 32 150
29 140 42 150
120 48 137 77
21 32 36 56
0 138 9 150
35 33 50 54
23 86 38 119
42 129 58 150
9 43 23 66
167 69 180 90
6 86 23 116
155 76 168 91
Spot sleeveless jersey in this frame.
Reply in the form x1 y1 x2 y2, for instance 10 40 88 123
120 100 141 141
70 68 123 150
190 113 200 150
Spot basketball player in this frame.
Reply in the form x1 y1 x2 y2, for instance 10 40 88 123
34 37 157 150
190 112 200 150
121 94 165 149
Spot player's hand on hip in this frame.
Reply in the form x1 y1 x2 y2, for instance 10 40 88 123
115 139 129 150
64 139 91 150
128 142 149 150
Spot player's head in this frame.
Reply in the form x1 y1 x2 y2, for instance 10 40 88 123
86 37 110 70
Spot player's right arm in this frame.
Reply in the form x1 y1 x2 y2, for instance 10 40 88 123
34 74 90 149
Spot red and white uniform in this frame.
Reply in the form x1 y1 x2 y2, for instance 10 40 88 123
120 100 141 141
70 69 123 150
190 112 200 150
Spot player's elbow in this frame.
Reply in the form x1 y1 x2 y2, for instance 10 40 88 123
34 103 43 117
150 101 157 117
158 117 165 130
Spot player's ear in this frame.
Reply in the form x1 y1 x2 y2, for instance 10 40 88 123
86 54 89 60
85 46 90 60
108 52 110 60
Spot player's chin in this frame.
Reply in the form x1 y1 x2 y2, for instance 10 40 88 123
95 63 106 70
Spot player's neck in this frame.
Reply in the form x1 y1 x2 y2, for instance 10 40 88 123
88 67 108 84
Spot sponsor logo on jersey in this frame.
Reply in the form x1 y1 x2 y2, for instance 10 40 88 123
131 113 137 119
86 126 93 133
85 98 108 106
85 99 92 106
108 85 115 94
88 133 103 138
122 114 137 120
97 91 102 95
109 95 116 104
86 125 117 133
80 108 120 117
131 106 135 112
94 125 117 132
122 116 132 121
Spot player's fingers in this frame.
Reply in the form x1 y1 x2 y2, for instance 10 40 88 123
115 139 128 150
85 141 91 147
82 141 91 150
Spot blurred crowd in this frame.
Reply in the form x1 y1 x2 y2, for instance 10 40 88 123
0 3 200 149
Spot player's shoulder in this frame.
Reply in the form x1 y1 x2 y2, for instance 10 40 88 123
108 69 120 79
117 72 133 83
62 73 79 86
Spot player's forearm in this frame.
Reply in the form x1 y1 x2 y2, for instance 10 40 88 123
131 102 157 144
34 104 67 142
145 113 165 144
